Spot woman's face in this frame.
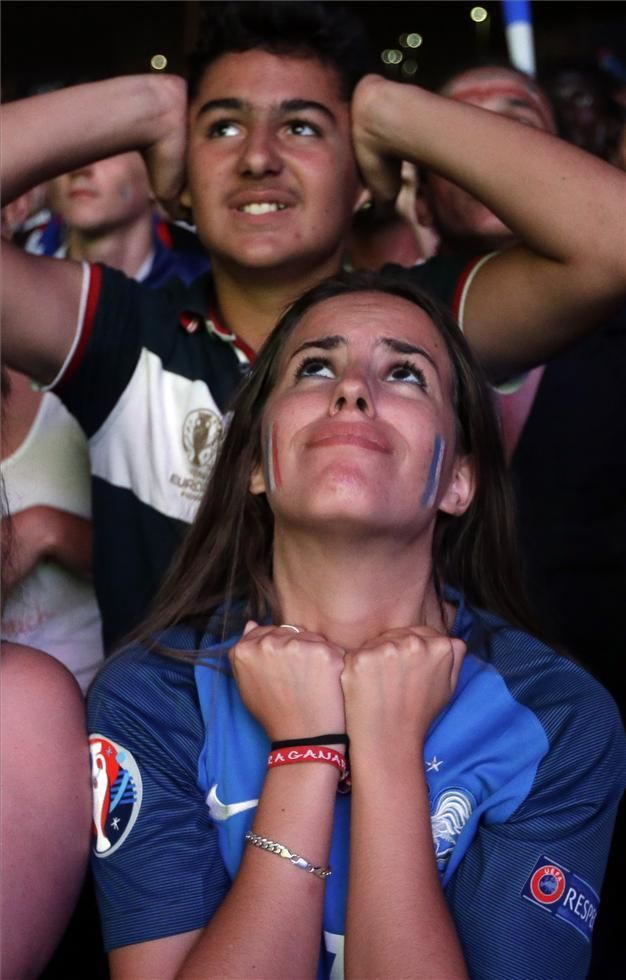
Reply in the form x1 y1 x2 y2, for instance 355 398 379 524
251 291 474 538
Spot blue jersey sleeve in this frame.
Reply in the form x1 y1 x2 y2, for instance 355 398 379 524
87 645 230 950
445 655 625 980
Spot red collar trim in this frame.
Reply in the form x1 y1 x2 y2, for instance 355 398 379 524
179 307 255 364
206 309 256 363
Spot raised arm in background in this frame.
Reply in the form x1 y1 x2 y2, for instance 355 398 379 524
1 76 186 384
352 75 626 380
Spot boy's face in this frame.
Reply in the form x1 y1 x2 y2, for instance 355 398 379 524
50 152 153 235
183 49 365 280
424 67 555 251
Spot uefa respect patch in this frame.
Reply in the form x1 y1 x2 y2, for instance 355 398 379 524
522 855 599 942
89 734 143 858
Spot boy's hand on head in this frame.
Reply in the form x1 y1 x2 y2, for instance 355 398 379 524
352 74 402 212
142 75 189 218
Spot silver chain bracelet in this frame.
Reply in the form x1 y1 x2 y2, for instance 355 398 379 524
244 831 332 879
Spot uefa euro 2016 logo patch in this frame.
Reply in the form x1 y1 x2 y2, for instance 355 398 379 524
522 855 599 942
89 734 142 858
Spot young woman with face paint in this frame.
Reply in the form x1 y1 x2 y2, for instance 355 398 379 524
87 272 624 980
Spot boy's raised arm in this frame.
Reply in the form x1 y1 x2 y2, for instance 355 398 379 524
352 74 626 381
1 75 187 384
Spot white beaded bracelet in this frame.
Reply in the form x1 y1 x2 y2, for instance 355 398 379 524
244 831 332 879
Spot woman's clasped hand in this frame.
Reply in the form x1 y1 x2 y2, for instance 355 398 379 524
232 621 466 746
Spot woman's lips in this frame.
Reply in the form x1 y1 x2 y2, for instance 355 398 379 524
306 426 391 454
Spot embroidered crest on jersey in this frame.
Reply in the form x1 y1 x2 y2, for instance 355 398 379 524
89 734 143 858
522 855 599 942
430 787 475 871
182 409 223 471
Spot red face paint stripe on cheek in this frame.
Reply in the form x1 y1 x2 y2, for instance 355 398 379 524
262 429 274 494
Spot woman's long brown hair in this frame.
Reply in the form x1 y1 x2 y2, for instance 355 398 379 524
132 271 538 656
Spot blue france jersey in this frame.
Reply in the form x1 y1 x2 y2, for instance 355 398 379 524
87 592 625 978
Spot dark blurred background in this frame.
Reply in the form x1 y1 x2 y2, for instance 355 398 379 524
3 1 626 98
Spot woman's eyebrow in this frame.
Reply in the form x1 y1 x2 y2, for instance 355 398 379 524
289 335 345 358
288 335 439 370
379 337 438 370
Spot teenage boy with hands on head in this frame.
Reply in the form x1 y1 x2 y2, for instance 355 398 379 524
2 2 626 649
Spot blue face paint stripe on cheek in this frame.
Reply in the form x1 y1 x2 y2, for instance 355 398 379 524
421 434 445 508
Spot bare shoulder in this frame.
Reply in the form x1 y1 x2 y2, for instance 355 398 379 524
1 647 91 977
1 641 87 766
1 640 89 822
2 639 77 677
2 641 85 719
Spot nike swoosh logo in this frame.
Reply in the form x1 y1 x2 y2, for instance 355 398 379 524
206 783 259 822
